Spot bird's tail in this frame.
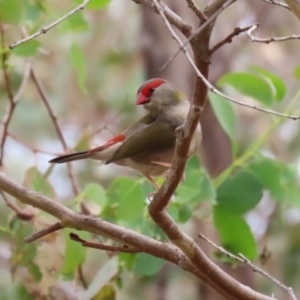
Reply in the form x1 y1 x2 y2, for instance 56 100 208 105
49 151 91 164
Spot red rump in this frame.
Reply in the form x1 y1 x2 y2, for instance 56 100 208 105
140 79 166 96
87 134 125 154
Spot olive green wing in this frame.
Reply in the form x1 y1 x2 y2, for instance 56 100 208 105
122 113 156 138
105 121 176 164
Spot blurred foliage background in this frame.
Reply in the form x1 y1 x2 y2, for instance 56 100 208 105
1 0 300 299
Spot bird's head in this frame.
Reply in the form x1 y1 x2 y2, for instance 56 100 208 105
136 78 186 114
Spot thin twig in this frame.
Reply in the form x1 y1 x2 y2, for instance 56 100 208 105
0 191 34 221
239 254 297 300
7 131 60 156
247 24 300 43
0 27 32 166
9 0 91 49
198 233 297 300
186 0 207 22
209 25 255 54
159 13 300 119
14 59 33 102
70 233 140 253
30 69 79 195
159 0 233 71
261 0 290 10
24 222 63 243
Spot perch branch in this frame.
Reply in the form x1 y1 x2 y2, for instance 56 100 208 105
147 1 274 299
198 233 297 300
9 0 91 49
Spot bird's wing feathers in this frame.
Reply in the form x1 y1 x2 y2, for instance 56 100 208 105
106 121 176 164
121 113 156 137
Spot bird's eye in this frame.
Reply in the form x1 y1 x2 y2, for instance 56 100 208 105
149 87 155 93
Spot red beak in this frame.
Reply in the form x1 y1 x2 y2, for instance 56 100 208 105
136 92 149 105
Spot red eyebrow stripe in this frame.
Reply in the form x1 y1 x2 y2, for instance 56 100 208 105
87 134 125 154
141 79 166 95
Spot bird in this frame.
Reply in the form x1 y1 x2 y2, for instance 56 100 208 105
49 78 202 188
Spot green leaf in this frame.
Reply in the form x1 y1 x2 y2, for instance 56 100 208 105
69 42 87 94
251 66 286 102
93 284 115 300
248 158 285 201
178 204 193 223
4 285 33 300
213 206 257 260
73 0 111 10
106 178 145 222
216 171 263 215
23 0 46 22
209 92 235 140
248 158 300 206
78 183 107 207
61 229 87 277
119 253 136 271
176 157 215 204
23 167 55 198
0 0 24 24
10 221 42 281
167 203 179 222
12 40 40 57
217 72 273 107
293 65 300 79
133 253 164 276
278 163 300 207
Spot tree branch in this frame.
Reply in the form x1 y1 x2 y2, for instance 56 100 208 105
147 1 274 299
0 174 204 280
30 69 79 196
261 0 290 10
24 222 63 243
70 233 140 253
209 25 255 54
0 26 32 166
186 0 207 22
198 233 297 300
159 1 232 71
247 24 300 43
131 0 192 37
0 171 276 300
285 0 300 20
9 0 91 49
0 191 34 221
